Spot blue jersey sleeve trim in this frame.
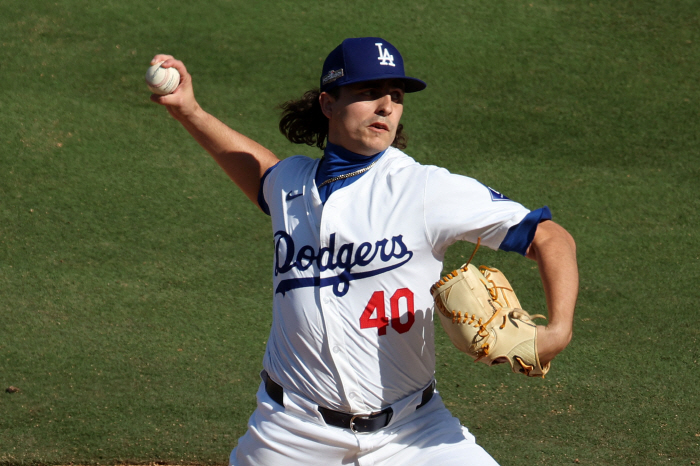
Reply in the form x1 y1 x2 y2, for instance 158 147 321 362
499 206 552 255
257 162 280 216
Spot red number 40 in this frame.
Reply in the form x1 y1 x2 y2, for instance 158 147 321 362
359 288 415 336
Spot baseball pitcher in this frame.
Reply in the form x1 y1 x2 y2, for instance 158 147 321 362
149 37 578 466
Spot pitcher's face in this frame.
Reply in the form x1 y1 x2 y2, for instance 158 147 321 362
321 80 405 156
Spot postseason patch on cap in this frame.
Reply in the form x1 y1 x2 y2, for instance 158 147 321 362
322 69 344 85
487 186 511 202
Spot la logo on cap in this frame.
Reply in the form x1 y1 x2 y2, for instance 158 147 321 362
375 43 396 67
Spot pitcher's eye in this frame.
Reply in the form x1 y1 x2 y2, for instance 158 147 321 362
391 91 404 103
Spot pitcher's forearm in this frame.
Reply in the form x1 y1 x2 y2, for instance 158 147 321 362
149 54 280 206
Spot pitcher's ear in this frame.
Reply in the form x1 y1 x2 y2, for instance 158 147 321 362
319 91 336 119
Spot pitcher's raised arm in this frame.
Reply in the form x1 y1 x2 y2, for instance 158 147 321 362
149 55 280 208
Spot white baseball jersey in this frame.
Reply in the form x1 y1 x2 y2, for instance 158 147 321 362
261 146 530 414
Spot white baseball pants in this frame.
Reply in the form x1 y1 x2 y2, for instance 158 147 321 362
230 382 499 466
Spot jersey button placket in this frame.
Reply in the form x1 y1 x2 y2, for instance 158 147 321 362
318 204 365 412
320 281 356 409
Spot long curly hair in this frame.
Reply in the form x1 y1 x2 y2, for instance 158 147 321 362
278 89 407 150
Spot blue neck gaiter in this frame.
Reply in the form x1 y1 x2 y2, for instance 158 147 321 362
315 142 386 204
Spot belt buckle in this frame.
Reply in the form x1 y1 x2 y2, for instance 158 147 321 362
349 414 367 434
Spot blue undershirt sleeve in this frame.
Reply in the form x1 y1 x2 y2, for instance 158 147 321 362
257 162 280 216
498 206 552 255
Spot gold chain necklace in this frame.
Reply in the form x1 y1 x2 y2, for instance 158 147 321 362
317 160 379 188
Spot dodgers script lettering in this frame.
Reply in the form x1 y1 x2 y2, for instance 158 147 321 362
274 231 413 297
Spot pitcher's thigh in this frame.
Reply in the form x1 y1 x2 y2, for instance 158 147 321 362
230 399 360 466
376 397 499 466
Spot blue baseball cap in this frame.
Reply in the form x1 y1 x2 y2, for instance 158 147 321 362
320 37 427 93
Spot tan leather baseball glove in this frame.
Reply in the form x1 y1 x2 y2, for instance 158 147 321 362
431 261 550 377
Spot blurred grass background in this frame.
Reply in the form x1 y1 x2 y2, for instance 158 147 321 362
1 0 698 464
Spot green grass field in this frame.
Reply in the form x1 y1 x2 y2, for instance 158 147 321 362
1 1 699 464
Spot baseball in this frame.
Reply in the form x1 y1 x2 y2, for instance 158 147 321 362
145 61 180 95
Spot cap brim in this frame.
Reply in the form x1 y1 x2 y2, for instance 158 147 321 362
402 77 427 93
323 75 427 93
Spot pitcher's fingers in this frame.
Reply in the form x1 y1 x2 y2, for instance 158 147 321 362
150 54 174 65
150 91 183 106
158 58 189 80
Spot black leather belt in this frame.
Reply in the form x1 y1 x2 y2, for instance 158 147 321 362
261 370 434 433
